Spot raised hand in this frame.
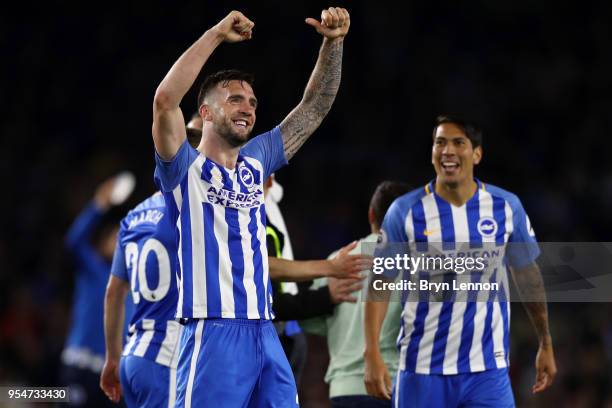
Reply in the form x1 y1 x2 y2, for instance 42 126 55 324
305 7 350 40
213 10 255 43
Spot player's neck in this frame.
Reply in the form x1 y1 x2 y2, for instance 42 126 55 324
434 177 478 207
197 131 241 170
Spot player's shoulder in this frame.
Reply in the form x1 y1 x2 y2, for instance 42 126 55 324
239 127 280 156
157 139 201 168
482 182 524 211
358 233 380 256
120 193 166 232
179 139 201 158
388 185 429 217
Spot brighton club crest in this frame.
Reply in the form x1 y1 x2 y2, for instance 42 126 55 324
477 216 498 238
238 166 255 189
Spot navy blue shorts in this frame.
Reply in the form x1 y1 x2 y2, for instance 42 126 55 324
393 368 514 408
175 318 299 407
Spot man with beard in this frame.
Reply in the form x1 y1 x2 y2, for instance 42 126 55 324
152 8 350 407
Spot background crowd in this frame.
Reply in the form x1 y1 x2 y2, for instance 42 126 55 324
1 1 611 406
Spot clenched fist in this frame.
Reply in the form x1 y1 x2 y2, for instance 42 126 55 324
306 7 350 40
212 10 255 43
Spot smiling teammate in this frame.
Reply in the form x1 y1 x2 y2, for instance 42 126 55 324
364 116 557 407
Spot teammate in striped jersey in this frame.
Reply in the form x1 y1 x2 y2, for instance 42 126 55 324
100 193 181 407
152 8 350 406
364 116 557 407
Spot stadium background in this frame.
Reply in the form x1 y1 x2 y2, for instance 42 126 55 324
1 1 611 406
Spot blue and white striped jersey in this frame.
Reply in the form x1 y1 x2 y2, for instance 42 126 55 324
111 193 182 368
154 127 287 319
380 179 539 375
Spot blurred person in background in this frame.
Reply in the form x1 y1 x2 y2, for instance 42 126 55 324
300 180 410 408
364 116 557 407
61 175 134 407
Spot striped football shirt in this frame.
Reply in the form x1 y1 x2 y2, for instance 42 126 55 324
111 193 182 367
154 126 287 319
378 179 539 375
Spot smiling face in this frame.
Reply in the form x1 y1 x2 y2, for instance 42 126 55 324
202 80 258 148
432 123 482 188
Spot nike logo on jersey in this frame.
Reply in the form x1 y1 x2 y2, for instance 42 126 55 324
423 228 440 236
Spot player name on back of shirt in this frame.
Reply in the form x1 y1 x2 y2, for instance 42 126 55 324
127 209 164 230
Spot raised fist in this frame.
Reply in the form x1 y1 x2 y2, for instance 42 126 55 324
213 10 255 43
305 7 350 40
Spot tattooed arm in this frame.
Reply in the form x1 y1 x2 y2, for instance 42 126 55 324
280 7 350 160
510 262 557 393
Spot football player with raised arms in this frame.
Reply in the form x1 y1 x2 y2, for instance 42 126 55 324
152 8 350 406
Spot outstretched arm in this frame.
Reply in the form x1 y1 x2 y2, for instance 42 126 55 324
153 11 255 159
510 262 557 393
269 241 370 282
280 7 350 160
268 241 372 282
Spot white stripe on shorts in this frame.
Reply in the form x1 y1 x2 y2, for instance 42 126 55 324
168 325 183 408
185 320 204 408
394 369 401 408
168 365 177 408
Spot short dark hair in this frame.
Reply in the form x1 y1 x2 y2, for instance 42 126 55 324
370 181 412 228
433 115 482 149
197 69 255 108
